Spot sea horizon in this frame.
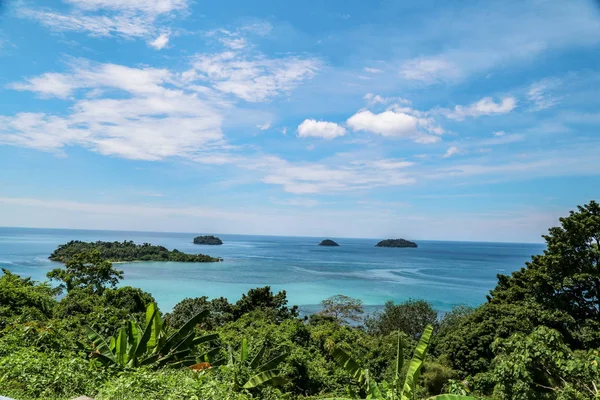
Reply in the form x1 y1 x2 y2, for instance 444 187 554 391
0 226 546 313
0 225 546 245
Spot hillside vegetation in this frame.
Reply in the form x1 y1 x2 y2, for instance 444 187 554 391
0 201 598 400
50 240 223 263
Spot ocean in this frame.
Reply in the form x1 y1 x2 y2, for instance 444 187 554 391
0 227 545 313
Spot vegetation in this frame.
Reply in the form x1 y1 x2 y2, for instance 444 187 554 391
376 239 418 248
50 240 223 263
47 250 123 295
193 235 224 245
0 200 599 399
319 239 340 246
319 294 364 325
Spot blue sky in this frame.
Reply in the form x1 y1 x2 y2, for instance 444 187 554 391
0 0 599 242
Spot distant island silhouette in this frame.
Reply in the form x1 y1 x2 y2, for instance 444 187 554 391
318 239 340 246
375 239 418 248
193 235 223 245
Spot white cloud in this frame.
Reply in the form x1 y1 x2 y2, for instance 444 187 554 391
281 127 288 135
346 109 441 143
9 61 172 99
493 131 506 137
297 119 346 140
9 73 77 98
443 96 517 120
367 159 415 169
2 61 226 161
443 146 460 158
193 51 320 102
18 8 152 38
364 67 383 74
527 78 561 111
219 36 247 50
149 32 170 50
63 0 187 14
400 57 461 83
258 156 416 194
256 121 271 130
363 93 411 106
18 0 187 40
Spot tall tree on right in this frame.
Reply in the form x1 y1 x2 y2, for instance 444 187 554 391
489 200 600 347
436 201 600 377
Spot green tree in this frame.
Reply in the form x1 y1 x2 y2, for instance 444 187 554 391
166 296 233 330
435 301 572 377
489 200 600 348
233 286 299 322
491 326 600 400
329 325 476 400
0 269 57 329
320 294 364 325
47 250 124 295
366 299 438 339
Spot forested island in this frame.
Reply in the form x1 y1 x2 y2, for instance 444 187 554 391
318 239 339 246
1 201 599 400
49 240 223 263
193 235 223 245
376 238 418 248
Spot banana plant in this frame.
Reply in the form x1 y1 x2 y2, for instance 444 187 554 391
327 325 478 400
85 302 218 368
227 338 288 390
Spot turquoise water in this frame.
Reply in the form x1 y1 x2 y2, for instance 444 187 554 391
0 227 545 313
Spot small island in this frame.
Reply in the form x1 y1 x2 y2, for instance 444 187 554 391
318 239 340 246
49 240 223 263
375 239 418 248
193 235 223 245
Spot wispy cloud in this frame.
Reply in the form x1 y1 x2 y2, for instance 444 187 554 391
363 93 411 106
441 96 517 120
527 78 561 111
254 156 416 194
397 1 600 84
17 0 188 43
400 57 461 83
443 146 460 158
192 50 320 102
2 60 226 160
256 121 271 130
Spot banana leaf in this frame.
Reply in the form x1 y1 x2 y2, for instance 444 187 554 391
331 346 365 385
250 344 267 369
257 352 287 373
146 302 162 351
192 333 219 346
161 309 209 355
115 326 128 366
135 303 158 358
243 369 282 389
241 338 249 362
85 325 116 364
401 324 434 400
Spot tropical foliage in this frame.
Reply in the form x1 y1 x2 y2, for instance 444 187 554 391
50 240 223 262
0 200 599 400
84 302 218 368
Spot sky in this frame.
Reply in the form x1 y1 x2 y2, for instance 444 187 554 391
0 0 599 242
